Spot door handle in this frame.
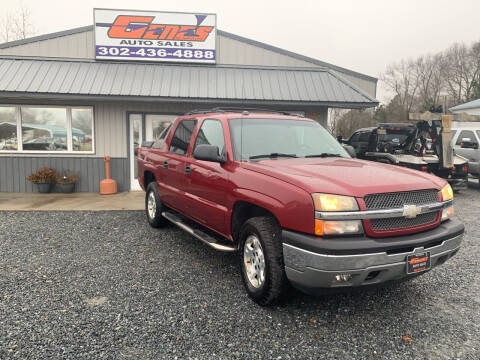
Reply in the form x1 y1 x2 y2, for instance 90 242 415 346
185 165 191 175
163 161 168 168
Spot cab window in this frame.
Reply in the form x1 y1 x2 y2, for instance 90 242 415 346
349 132 360 143
455 130 478 145
169 119 197 155
194 119 225 155
359 132 370 142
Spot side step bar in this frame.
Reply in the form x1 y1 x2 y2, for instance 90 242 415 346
162 211 236 252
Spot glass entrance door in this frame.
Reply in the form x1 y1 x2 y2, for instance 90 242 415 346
129 113 176 191
129 114 143 191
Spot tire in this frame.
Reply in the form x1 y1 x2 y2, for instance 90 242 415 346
238 216 287 306
145 182 168 228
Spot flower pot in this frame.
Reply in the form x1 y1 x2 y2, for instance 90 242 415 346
56 183 76 193
36 183 54 193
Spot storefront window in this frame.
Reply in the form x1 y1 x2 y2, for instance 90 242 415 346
72 108 94 152
0 106 17 150
0 105 94 153
21 107 68 151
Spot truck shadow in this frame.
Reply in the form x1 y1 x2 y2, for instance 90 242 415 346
165 226 433 314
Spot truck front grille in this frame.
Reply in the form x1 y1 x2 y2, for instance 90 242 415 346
364 189 439 234
364 189 438 210
370 212 438 231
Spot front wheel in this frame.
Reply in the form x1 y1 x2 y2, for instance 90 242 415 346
239 216 287 306
145 182 168 228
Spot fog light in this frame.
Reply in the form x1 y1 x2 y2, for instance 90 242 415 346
335 274 352 282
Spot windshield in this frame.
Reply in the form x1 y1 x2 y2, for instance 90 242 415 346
228 118 349 161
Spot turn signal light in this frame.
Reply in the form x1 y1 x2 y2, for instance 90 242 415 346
315 219 363 236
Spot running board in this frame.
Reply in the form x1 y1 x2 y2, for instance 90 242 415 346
162 211 236 252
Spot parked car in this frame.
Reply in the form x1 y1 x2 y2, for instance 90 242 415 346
451 122 480 177
137 108 464 305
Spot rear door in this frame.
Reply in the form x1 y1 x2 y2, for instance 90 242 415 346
184 118 230 235
160 119 197 212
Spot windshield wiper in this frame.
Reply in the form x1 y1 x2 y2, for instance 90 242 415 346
249 153 298 160
305 153 342 158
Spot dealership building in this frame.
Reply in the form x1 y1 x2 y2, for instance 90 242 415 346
0 9 378 192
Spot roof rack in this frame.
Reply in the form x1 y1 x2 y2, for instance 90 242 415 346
184 107 304 117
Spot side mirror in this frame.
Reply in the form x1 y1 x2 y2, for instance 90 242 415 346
343 144 356 158
337 135 344 143
193 144 225 163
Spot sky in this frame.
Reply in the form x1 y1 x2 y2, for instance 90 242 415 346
2 0 479 103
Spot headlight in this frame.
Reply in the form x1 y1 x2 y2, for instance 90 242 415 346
441 206 454 222
440 184 453 201
312 193 359 212
315 219 363 236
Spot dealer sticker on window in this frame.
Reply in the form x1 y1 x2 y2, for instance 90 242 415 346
406 252 431 274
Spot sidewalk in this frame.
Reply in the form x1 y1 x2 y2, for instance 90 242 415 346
0 191 144 211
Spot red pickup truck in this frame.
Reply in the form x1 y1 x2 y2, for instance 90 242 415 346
137 108 464 305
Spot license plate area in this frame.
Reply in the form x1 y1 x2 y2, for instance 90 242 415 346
406 251 431 274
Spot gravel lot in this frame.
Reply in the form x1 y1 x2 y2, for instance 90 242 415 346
1 188 479 359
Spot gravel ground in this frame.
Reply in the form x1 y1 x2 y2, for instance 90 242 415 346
0 188 479 359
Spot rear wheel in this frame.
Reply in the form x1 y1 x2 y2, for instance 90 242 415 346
239 216 287 306
145 182 168 228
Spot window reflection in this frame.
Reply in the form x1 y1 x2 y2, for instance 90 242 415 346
0 106 17 150
21 107 67 151
72 108 94 152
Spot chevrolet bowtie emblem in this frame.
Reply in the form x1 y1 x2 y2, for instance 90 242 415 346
403 204 422 219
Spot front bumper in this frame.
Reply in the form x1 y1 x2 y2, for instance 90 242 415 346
283 219 464 293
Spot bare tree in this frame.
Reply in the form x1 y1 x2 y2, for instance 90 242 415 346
327 108 345 136
443 41 480 105
335 109 376 139
381 59 420 120
0 3 34 43
12 3 34 40
414 54 447 111
0 12 14 43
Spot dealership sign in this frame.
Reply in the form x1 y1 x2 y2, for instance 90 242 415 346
94 9 216 63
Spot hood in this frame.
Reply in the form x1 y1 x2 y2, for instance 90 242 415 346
241 157 446 197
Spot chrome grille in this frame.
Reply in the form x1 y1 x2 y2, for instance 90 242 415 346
364 189 439 232
370 212 438 231
364 189 438 210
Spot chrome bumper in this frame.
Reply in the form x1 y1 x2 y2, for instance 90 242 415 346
283 233 462 290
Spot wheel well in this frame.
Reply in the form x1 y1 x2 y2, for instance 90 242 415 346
144 171 156 187
231 201 278 242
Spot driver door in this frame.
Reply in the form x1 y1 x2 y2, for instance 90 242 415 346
184 119 230 235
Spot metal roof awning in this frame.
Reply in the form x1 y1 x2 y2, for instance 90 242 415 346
450 98 480 112
0 57 378 108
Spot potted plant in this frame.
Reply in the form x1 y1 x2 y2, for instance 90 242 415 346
26 167 57 193
55 170 80 193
